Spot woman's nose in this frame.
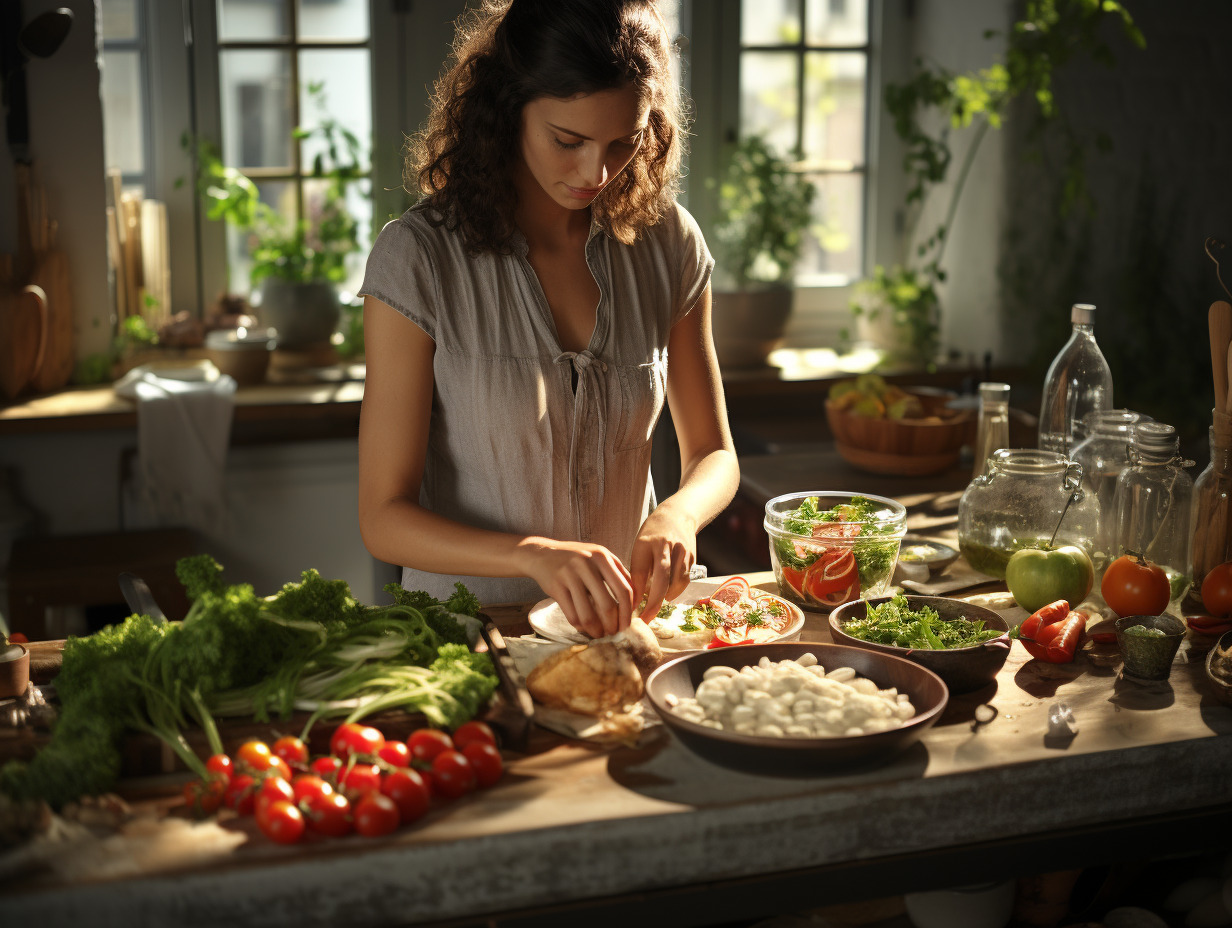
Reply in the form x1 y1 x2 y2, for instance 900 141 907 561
578 148 609 188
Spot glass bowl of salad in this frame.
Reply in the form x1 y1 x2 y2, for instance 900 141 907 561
763 492 907 610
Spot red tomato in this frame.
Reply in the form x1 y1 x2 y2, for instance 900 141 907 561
224 773 257 815
339 762 383 797
330 723 385 759
1201 562 1232 618
258 800 305 844
7 632 27 644
462 742 503 788
354 792 401 838
707 625 751 648
235 740 273 773
803 551 860 608
430 750 477 800
205 753 234 782
268 756 292 782
452 721 497 752
183 776 226 818
303 791 352 837
1101 554 1171 618
408 728 454 763
310 756 344 783
377 741 411 768
291 774 334 804
381 768 431 823
272 735 309 767
254 776 295 825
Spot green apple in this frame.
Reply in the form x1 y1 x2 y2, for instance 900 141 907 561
1005 545 1094 614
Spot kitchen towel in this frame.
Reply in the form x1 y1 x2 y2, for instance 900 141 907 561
115 366 237 534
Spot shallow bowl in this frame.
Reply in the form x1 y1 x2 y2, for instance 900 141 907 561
1204 629 1232 706
645 642 948 775
829 595 1011 694
826 389 974 476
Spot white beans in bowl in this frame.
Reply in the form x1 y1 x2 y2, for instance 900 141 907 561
667 653 916 738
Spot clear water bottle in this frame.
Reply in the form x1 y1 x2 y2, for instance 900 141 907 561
1037 303 1114 456
1071 408 1148 577
971 382 1011 480
1111 421 1195 609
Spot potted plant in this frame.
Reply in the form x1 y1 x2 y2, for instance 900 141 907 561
189 82 367 349
708 134 816 368
850 0 1144 370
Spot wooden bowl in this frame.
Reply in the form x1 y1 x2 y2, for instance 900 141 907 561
829 596 1011 695
645 642 948 775
0 644 30 699
826 389 974 476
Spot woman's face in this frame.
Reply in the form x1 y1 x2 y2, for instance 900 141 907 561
518 84 648 211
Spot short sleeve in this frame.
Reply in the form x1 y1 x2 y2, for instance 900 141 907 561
668 202 715 327
358 212 440 340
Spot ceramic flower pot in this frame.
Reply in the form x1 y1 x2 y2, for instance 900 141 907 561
257 279 341 349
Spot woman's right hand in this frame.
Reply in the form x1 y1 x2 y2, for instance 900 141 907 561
519 538 634 638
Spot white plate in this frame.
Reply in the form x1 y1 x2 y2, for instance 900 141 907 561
528 576 806 650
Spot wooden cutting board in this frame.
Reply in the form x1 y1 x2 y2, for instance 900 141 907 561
0 283 47 400
28 249 74 393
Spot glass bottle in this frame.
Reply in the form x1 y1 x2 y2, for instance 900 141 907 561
1111 422 1195 609
1038 303 1114 456
971 382 1011 480
1070 409 1148 578
1192 421 1232 592
958 449 1100 579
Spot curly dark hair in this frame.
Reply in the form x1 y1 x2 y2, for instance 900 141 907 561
407 0 686 253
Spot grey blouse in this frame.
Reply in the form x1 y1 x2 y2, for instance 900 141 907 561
359 201 714 605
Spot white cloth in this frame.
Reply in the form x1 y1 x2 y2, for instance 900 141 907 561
115 368 237 532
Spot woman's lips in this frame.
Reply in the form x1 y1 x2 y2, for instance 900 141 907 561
564 184 602 199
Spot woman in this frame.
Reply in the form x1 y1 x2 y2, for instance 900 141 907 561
358 0 739 638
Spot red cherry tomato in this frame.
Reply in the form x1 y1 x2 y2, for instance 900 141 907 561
339 762 383 797
272 735 309 767
430 750 477 800
377 741 411 768
205 753 234 782
461 742 503 788
381 768 431 824
1201 562 1232 618
291 774 334 804
268 756 292 782
408 728 454 763
302 791 352 837
257 800 305 845
310 756 344 784
235 740 273 773
223 773 257 815
254 776 295 825
330 723 385 759
1101 553 1171 618
7 632 27 644
353 792 401 838
452 721 497 752
183 776 226 818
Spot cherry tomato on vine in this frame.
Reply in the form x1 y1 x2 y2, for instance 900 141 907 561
377 741 412 768
330 723 385 759
291 774 334 804
272 735 309 767
268 756 292 782
461 742 504 788
408 728 454 763
353 792 401 838
224 773 257 815
1201 562 1232 618
235 740 273 773
381 768 431 824
257 800 305 845
183 776 227 818
430 750 477 800
310 756 344 783
1101 554 1171 618
303 791 352 837
254 776 295 824
452 721 497 752
205 753 234 782
339 762 382 797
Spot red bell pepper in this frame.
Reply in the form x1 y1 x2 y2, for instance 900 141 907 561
1188 614 1232 636
1011 599 1084 663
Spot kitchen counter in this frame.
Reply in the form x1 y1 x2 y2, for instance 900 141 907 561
4 564 1231 927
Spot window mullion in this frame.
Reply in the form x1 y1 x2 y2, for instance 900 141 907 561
287 0 303 226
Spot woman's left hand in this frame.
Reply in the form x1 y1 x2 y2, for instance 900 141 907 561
630 503 697 621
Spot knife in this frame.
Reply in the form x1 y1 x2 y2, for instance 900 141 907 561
118 572 168 623
477 614 533 751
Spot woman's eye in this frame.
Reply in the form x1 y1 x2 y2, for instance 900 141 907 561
552 137 583 150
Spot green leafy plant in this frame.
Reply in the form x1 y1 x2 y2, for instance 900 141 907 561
183 82 367 290
852 0 1144 369
709 134 816 290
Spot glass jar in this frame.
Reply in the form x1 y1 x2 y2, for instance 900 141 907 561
1111 421 1194 608
1070 409 1147 577
1193 423 1232 591
957 449 1100 579
971 382 1011 480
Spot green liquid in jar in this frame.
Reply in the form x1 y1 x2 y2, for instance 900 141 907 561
958 537 1051 579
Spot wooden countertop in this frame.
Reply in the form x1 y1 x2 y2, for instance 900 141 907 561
4 566 1231 928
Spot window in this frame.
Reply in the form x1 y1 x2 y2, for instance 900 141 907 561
738 0 869 286
100 0 150 195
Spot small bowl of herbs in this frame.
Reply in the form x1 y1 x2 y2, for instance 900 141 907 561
829 594 1011 694
764 492 907 611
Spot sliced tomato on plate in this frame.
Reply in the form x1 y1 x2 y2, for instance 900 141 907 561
744 625 781 643
712 577 752 608
707 623 752 648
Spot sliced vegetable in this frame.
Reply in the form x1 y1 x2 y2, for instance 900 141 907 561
1011 600 1084 663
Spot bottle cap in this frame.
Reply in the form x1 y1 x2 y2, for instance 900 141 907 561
1132 421 1178 456
1070 303 1096 324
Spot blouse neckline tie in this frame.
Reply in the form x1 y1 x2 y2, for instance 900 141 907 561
555 349 609 535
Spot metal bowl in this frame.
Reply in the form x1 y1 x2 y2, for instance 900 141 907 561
829 596 1011 695
645 642 948 775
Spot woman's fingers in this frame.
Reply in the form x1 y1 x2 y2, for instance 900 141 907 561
558 584 605 639
638 545 673 621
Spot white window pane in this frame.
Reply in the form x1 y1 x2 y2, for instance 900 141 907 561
299 50 371 173
102 50 145 176
802 52 865 165
740 52 798 157
219 0 289 42
796 172 862 283
741 0 800 45
297 0 369 41
805 0 868 45
101 0 139 41
220 50 294 170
